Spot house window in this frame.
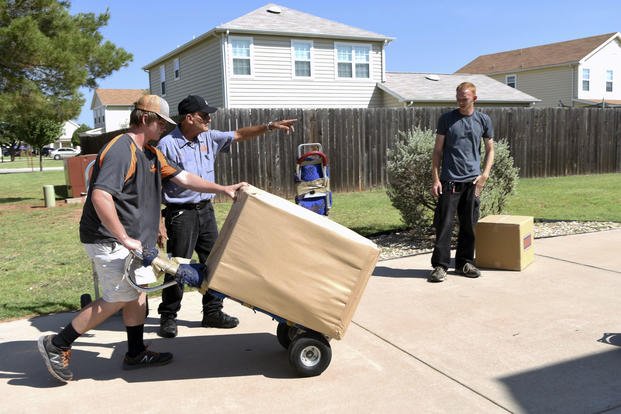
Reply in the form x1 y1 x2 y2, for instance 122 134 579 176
231 37 252 76
606 70 613 92
173 58 180 80
336 43 370 79
292 40 312 77
582 68 590 91
160 65 166 95
506 74 517 88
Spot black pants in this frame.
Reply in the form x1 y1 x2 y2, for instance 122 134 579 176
157 202 223 318
431 181 480 270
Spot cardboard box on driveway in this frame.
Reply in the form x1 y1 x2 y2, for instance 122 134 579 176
475 215 534 271
200 185 380 340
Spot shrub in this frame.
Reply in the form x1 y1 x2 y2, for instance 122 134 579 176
386 127 519 231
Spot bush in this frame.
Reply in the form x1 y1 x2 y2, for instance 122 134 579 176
386 127 519 232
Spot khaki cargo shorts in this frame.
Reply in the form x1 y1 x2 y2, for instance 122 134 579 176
83 242 156 303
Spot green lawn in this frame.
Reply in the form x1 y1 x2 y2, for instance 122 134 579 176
504 174 621 222
0 170 619 321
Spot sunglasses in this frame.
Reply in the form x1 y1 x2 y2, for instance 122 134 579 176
195 112 211 122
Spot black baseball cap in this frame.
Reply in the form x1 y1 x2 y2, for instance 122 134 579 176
178 95 218 116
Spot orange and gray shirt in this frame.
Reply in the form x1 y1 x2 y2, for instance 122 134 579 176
80 134 181 247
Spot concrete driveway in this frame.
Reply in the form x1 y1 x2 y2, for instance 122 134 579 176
1 229 620 413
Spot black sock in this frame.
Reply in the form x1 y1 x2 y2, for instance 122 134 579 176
126 324 146 357
52 322 81 349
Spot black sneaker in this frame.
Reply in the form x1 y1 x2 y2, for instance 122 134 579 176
457 263 482 278
37 334 73 382
201 311 239 329
122 347 173 370
158 315 177 338
428 266 447 283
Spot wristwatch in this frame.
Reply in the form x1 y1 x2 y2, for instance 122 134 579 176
266 121 274 131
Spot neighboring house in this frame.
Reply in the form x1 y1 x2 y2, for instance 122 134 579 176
142 3 394 113
51 120 80 149
456 32 621 108
377 73 539 107
90 88 148 133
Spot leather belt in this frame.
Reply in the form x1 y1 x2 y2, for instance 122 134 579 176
166 199 211 210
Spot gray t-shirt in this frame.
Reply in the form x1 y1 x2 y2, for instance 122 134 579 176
80 134 181 247
436 109 493 182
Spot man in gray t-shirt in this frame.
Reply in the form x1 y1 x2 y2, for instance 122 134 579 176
428 82 495 283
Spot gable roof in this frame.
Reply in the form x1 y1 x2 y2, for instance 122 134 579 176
456 32 620 74
378 73 539 104
217 3 392 41
144 3 393 70
90 89 148 109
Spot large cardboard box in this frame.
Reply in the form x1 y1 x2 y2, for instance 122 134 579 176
200 185 380 339
475 215 534 271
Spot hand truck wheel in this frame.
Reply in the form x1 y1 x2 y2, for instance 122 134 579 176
288 333 332 377
276 322 295 349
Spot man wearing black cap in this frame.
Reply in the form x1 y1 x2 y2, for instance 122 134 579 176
156 95 296 337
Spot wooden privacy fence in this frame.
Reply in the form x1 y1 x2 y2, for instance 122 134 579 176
208 107 621 198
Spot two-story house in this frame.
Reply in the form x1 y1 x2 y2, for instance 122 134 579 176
142 3 394 113
143 4 539 112
456 32 621 108
90 88 148 133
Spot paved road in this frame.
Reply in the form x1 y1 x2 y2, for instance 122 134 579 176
1 229 620 413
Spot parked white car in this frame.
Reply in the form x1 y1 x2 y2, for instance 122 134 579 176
49 147 80 160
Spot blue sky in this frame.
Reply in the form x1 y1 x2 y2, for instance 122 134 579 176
69 0 621 126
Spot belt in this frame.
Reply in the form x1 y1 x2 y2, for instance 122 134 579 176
443 181 474 193
166 199 211 210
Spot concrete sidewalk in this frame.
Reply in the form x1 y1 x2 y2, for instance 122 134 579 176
1 229 620 413
0 166 64 174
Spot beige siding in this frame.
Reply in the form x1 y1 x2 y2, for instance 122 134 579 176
147 36 224 115
379 90 403 107
490 66 575 107
226 35 384 108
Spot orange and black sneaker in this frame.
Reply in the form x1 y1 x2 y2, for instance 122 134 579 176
38 334 73 382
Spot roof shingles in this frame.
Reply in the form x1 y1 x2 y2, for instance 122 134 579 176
379 73 539 103
217 3 392 41
456 33 619 74
93 89 148 107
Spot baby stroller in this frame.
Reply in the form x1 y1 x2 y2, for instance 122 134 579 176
294 143 332 215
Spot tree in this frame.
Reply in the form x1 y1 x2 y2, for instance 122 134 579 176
0 120 20 161
72 123 90 146
13 118 63 170
0 0 133 123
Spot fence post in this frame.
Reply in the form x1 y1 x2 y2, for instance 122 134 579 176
43 185 56 208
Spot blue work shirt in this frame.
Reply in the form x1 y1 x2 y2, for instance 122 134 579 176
157 126 234 204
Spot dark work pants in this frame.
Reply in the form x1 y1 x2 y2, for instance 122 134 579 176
431 181 480 270
157 203 223 318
